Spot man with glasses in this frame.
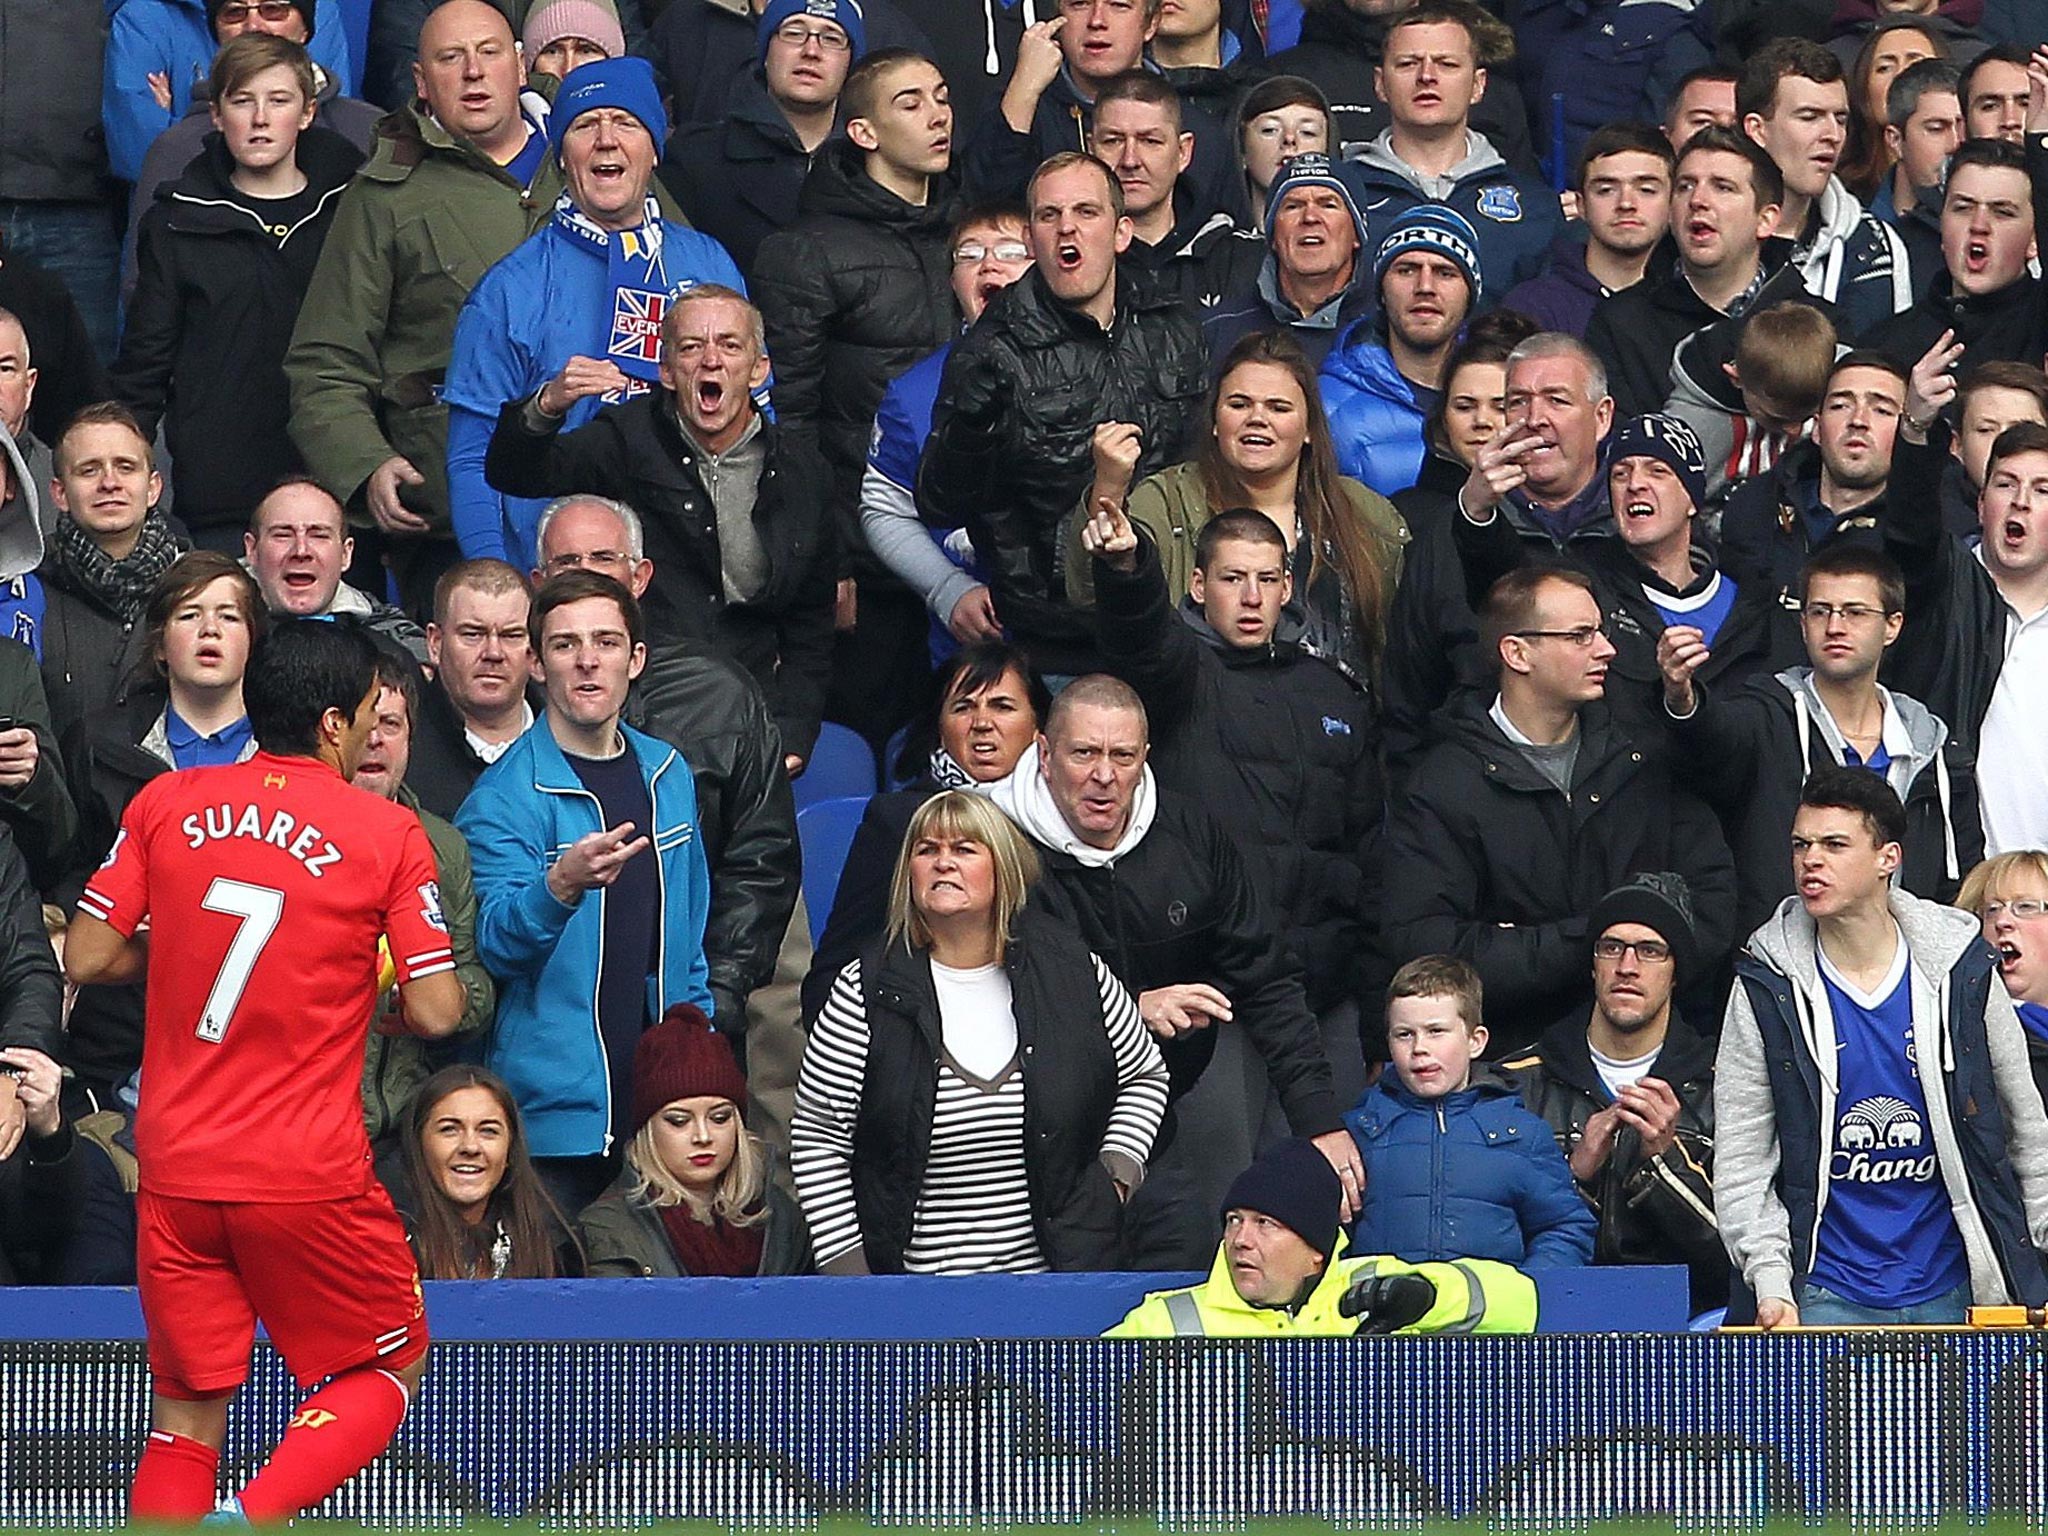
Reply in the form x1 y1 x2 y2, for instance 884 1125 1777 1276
1659 543 1981 939
1960 852 2048 1108
1383 565 1736 1053
1506 873 1725 1311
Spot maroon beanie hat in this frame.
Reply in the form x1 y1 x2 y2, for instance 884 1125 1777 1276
631 1004 747 1136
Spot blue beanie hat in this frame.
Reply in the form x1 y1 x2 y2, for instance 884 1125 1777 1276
549 55 668 158
1263 152 1366 244
1220 1139 1343 1259
758 0 867 62
1611 413 1707 513
1373 203 1483 304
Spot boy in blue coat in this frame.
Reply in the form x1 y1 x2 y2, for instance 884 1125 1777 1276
1345 955 1594 1266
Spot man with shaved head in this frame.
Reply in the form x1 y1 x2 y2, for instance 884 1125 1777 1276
286 0 562 618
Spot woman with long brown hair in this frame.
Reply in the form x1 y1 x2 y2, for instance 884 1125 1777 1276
1069 329 1408 682
1839 19 1947 201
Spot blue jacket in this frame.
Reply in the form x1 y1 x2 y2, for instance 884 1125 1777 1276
1512 0 1711 182
1319 331 1429 497
1344 1073 1596 1268
443 214 747 570
458 720 715 1159
1346 131 1562 300
102 0 354 183
1501 234 1609 338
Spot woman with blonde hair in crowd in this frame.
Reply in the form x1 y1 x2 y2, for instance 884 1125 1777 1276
1959 851 2048 1106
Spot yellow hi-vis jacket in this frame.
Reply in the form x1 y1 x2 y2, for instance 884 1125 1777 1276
1104 1233 1540 1338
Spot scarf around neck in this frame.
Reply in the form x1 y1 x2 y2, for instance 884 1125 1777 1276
551 192 675 387
991 742 1158 868
49 512 183 621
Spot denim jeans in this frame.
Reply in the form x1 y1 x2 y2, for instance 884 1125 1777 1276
1798 1280 1970 1325
0 198 123 365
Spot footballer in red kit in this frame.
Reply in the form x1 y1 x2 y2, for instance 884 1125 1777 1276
67 621 468 1525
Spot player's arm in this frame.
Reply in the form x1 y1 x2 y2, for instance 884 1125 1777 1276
383 817 468 1040
64 911 148 987
396 970 466 1040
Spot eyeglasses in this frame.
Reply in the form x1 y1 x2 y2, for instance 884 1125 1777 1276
1593 937 1674 963
953 240 1030 265
545 549 631 571
1513 625 1607 647
1982 899 2048 921
1800 602 1893 624
772 20 851 50
216 1 300 22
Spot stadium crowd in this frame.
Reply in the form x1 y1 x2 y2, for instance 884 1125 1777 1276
8 0 2048 1343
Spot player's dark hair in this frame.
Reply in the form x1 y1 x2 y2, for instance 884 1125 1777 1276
245 617 380 757
1800 763 1908 851
400 1065 582 1281
370 642 423 730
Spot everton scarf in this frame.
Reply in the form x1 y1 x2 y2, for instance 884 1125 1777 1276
551 192 680 388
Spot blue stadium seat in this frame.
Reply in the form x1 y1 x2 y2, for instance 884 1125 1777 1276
798 795 871 945
881 723 918 789
1687 1308 1728 1332
795 722 878 810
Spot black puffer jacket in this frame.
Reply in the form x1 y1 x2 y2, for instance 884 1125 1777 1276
657 70 822 280
484 391 837 761
109 129 362 533
628 643 801 1021
918 267 1207 673
754 139 961 572
1381 694 1737 1052
1092 538 1381 1012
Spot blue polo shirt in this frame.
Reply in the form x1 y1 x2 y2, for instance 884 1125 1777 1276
164 707 253 771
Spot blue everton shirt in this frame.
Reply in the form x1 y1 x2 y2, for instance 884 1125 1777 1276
1645 570 1738 647
165 707 253 771
1808 937 1968 1309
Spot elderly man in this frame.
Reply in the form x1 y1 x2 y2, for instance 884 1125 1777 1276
243 479 428 663
1203 151 1376 367
485 284 834 767
444 55 747 574
287 0 562 619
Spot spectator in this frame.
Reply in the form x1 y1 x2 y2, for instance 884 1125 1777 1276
803 645 1044 1018
1960 851 2048 1106
1584 126 1800 421
101 0 354 187
351 653 497 1149
55 554 259 1118
1390 311 1537 541
443 56 747 573
1320 205 1483 497
363 0 650 112
120 0 384 307
1862 137 2045 379
1231 75 1332 228
0 834 64 1171
1504 125 1676 339
1959 42 2030 142
1106 1137 1540 1335
988 675 1360 1267
1201 151 1376 369
1081 501 1384 1102
0 315 53 655
1660 543 1980 938
408 558 535 818
1664 299 1836 515
918 152 1207 678
1663 63 1740 148
753 47 961 752
0 1046 81 1286
966 0 1232 213
858 203 1032 659
1344 956 1596 1266
1873 59 1964 291
395 1064 583 1278
1514 0 1712 180
1940 361 2048 535
1883 340 2048 846
1508 876 1725 1309
113 36 363 557
457 571 716 1212
581 1004 812 1275
1836 19 1949 203
1738 38 1913 338
1344 1 1562 296
1828 1 1982 77
244 479 429 662
1381 567 1736 1044
1719 350 1905 605
37 403 190 747
1715 766 2048 1326
522 0 625 82
285 0 561 621
792 789 1170 1273
1092 73 1261 314
0 634 77 895
1147 0 1263 127
484 286 836 766
1263 0 1535 171
1070 329 1408 684
659 0 863 279
644 0 927 132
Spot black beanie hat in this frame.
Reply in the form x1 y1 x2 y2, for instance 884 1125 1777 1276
209 0 316 38
1588 872 1699 981
1219 1138 1343 1258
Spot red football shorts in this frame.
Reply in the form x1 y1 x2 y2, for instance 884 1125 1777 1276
136 1184 429 1400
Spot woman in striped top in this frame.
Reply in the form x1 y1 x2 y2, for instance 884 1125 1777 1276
790 791 1170 1275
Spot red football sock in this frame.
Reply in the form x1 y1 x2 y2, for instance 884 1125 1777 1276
235 1368 410 1523
130 1429 221 1521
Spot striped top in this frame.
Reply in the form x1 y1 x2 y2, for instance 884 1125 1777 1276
791 952 1170 1273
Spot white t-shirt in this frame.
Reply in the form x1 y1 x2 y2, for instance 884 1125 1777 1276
1978 580 2048 855
1589 1043 1658 1100
929 960 1018 1080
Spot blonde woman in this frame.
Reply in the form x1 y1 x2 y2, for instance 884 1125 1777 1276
1960 851 2048 1109
791 792 1170 1275
578 1005 812 1277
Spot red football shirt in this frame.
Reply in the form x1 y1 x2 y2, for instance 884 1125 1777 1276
80 751 456 1202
